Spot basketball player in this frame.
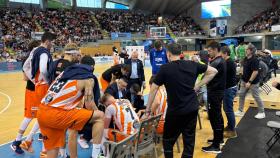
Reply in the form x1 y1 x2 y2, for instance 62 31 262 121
100 93 140 142
100 64 130 92
11 40 40 155
21 32 56 156
37 64 104 158
149 76 168 135
150 40 168 75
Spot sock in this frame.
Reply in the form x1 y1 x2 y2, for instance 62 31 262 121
59 148 66 158
42 143 46 152
91 144 101 158
16 117 32 141
26 121 39 141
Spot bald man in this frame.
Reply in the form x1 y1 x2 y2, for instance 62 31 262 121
125 51 145 90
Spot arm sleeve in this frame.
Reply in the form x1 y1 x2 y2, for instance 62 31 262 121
153 66 165 86
196 62 208 75
105 105 116 119
252 58 260 71
39 53 49 83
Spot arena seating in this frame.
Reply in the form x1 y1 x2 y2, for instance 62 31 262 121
166 16 205 36
235 7 280 34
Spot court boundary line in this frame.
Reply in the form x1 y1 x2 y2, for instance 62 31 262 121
0 90 12 114
0 136 27 147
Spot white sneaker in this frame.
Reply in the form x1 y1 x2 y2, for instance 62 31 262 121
254 112 265 119
78 136 89 149
235 110 244 117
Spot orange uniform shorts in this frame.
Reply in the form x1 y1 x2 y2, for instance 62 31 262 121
156 120 165 135
24 89 37 118
34 84 49 107
100 76 109 92
107 128 128 142
37 105 93 150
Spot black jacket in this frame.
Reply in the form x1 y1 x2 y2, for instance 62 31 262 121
125 59 145 82
104 82 127 99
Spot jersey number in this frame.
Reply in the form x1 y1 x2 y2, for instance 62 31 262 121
125 107 135 120
49 80 66 93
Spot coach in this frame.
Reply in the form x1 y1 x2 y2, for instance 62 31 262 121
146 43 217 158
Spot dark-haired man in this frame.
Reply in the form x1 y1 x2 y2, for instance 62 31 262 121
202 41 226 154
150 40 168 75
105 77 128 99
100 64 130 92
221 46 238 138
235 43 265 119
146 43 217 158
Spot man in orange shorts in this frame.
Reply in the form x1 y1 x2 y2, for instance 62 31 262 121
100 64 130 92
21 32 56 156
37 64 104 158
149 76 168 135
100 93 140 142
11 40 40 155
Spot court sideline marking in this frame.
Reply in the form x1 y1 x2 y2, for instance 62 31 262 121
0 90 12 114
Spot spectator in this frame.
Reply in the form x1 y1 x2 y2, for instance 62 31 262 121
235 43 266 119
221 46 238 138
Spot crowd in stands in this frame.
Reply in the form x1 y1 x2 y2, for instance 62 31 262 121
95 10 160 33
0 7 206 62
235 7 280 34
34 9 103 47
167 16 205 36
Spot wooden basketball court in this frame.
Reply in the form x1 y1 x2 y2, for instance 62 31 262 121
0 63 279 158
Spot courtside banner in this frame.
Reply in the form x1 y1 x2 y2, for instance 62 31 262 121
111 32 132 40
0 62 22 72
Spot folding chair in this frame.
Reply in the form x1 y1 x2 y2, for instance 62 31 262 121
103 133 137 158
266 121 280 152
134 114 162 158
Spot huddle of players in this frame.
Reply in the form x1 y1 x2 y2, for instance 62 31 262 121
10 32 169 158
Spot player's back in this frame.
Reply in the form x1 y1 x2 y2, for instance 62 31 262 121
111 99 140 135
42 74 83 110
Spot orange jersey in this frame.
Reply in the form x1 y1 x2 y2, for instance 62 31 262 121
42 75 83 110
105 99 140 137
153 88 168 134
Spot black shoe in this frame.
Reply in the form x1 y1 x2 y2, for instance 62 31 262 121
10 140 24 154
38 133 43 141
202 145 221 154
207 139 225 146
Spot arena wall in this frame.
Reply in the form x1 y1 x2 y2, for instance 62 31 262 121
187 0 275 35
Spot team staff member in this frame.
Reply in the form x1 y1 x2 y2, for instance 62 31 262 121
105 77 128 99
146 43 217 158
100 64 130 91
150 40 168 75
11 40 40 155
202 42 226 154
235 43 266 119
125 51 145 89
101 94 140 142
37 64 104 158
221 46 238 138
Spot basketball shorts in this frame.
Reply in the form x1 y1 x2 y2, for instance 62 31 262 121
100 76 109 92
156 120 165 135
34 84 49 107
106 128 128 142
24 89 37 118
37 105 93 150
